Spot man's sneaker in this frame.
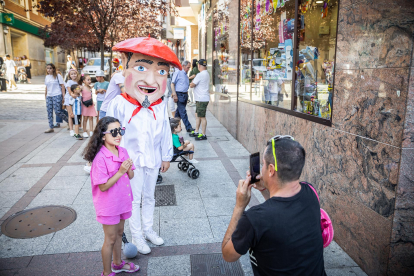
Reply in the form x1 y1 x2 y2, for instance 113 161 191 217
44 128 54 133
83 132 89 138
189 158 199 164
186 128 195 133
189 131 198 137
195 134 207 140
144 229 164 246
53 123 60 128
132 237 151 254
75 134 83 140
69 130 75 137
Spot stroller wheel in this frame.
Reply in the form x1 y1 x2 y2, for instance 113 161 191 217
191 169 200 179
178 162 183 170
182 162 189 172
187 168 194 177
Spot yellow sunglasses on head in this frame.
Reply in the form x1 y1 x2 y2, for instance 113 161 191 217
268 135 295 171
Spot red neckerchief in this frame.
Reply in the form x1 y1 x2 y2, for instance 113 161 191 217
120 92 163 123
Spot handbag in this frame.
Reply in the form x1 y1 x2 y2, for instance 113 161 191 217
301 181 334 248
82 97 93 107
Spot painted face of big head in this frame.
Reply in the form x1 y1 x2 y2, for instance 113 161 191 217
121 52 169 108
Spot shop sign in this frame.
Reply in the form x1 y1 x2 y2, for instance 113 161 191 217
173 28 185 39
1 13 14 25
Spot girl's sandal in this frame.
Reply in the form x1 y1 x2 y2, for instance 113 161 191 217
111 260 140 273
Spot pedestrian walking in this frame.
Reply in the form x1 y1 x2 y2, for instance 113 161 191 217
222 136 327 275
65 69 79 136
44 63 68 133
99 71 125 120
4 55 17 90
65 55 77 79
190 59 210 140
171 60 194 133
82 116 139 276
79 74 97 138
165 73 177 117
94 70 109 124
21 55 32 84
188 59 199 107
0 57 7 92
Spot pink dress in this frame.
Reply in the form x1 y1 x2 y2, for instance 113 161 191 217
81 86 97 116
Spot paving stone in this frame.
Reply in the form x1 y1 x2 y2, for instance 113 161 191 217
55 166 88 177
239 253 254 276
208 216 231 242
217 140 251 157
160 217 214 246
43 175 88 190
230 158 249 178
0 207 10 218
26 155 61 164
324 241 359 268
67 142 88 163
198 182 236 199
0 191 26 208
173 183 201 201
72 188 93 205
0 255 32 270
202 197 236 217
68 203 96 226
325 267 367 276
148 255 191 276
159 198 207 220
26 189 80 209
0 233 54 258
8 167 51 179
0 177 40 192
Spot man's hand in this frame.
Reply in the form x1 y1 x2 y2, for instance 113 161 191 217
160 161 170 173
172 93 178 103
236 176 253 209
246 170 265 191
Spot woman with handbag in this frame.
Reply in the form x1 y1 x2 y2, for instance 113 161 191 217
44 63 68 133
79 74 97 138
21 55 32 84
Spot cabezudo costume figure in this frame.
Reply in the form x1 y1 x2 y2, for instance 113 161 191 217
107 37 180 254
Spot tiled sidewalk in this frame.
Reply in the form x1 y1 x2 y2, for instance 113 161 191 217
0 102 366 275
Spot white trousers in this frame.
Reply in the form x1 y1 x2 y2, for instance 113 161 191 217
129 166 159 239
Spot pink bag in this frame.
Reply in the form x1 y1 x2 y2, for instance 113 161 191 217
304 182 334 248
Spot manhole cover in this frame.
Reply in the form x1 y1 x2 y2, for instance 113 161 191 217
191 253 244 276
1 205 77 239
155 185 176 207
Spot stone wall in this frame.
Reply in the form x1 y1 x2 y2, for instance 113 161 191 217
208 0 414 274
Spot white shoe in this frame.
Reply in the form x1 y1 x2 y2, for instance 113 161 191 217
82 132 89 138
89 131 93 136
69 130 74 137
83 165 91 174
13 87 18 90
144 229 164 246
132 237 151 254
189 158 199 164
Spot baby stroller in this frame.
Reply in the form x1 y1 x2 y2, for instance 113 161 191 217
172 147 200 179
17 66 27 83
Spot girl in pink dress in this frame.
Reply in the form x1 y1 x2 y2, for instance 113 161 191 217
79 74 97 137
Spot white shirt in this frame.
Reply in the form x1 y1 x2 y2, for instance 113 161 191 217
5 60 16 74
45 74 64 97
100 72 125 112
192 70 210 102
106 95 173 169
64 79 78 104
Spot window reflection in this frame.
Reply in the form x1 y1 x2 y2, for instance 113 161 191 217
239 0 253 100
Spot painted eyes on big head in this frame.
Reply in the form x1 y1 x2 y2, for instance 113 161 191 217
134 66 147 72
158 69 167 76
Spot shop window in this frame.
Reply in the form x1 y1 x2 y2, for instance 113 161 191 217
206 14 214 92
238 0 339 124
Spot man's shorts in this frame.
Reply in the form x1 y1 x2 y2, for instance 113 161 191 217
96 101 103 111
196 101 209 117
96 211 132 225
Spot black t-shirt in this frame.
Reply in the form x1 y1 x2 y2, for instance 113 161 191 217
232 183 326 276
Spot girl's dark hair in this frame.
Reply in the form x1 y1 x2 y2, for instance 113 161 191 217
170 117 180 133
70 84 79 91
46 63 57 79
78 74 89 85
83 116 121 162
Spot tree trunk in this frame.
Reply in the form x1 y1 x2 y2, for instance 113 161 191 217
109 40 114 78
100 39 105 71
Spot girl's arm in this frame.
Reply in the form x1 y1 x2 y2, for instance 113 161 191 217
45 87 47 99
99 159 131 192
127 167 134 179
60 84 65 98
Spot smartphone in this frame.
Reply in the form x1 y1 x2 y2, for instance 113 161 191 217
250 152 260 184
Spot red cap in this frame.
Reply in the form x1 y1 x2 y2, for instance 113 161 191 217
113 37 182 70
112 58 119 63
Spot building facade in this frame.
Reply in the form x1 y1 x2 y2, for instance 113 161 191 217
196 0 414 274
0 0 65 75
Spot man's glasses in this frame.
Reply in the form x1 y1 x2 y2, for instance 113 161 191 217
103 127 126 137
267 135 294 171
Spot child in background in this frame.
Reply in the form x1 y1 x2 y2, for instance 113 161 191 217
65 69 79 136
68 84 83 140
170 118 198 163
94 70 109 124
79 74 97 138
82 116 139 276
